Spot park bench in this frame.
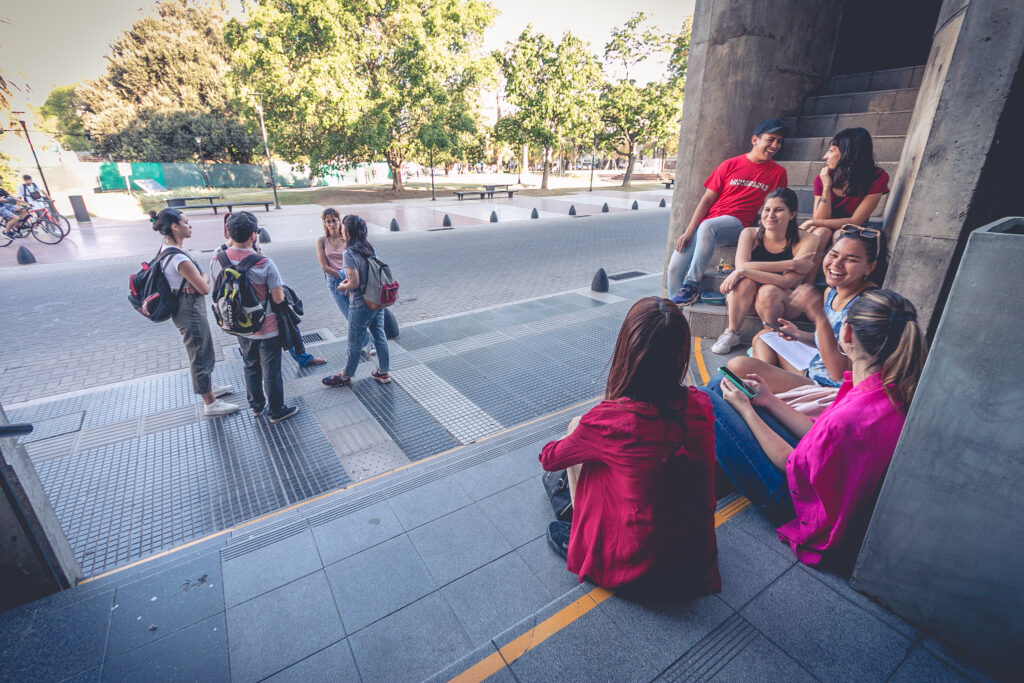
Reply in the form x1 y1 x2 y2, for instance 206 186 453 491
166 195 218 208
176 200 274 214
453 184 519 200
662 180 674 189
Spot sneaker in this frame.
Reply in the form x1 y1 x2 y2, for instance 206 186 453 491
268 405 300 424
322 373 352 387
547 521 570 559
711 329 741 354
371 369 391 385
211 384 233 398
203 399 241 417
670 284 700 305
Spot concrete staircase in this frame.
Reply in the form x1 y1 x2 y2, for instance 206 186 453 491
686 65 923 343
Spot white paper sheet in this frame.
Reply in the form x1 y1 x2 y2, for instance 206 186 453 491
759 332 817 372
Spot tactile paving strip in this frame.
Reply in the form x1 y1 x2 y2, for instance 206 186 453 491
390 364 503 444
350 379 459 461
18 411 84 444
34 396 348 577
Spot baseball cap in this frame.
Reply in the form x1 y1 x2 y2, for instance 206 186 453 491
753 118 787 137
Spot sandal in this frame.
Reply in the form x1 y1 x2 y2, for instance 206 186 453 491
322 373 351 387
306 357 327 366
371 370 391 385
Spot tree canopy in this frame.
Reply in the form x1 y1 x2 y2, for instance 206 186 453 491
228 0 496 190
76 0 258 162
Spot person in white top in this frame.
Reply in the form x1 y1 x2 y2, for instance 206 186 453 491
149 208 240 417
18 175 48 210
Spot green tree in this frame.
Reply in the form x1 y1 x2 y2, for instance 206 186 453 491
76 0 258 162
228 0 496 191
497 28 603 189
38 85 90 151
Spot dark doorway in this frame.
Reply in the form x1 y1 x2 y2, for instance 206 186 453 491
831 0 942 75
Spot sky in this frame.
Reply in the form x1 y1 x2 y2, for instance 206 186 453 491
0 0 695 110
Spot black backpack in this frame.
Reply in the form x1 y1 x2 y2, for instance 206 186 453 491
128 247 188 322
210 250 268 336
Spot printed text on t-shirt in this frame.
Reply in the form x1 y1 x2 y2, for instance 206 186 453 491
728 178 771 192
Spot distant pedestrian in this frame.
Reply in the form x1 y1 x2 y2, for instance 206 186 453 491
211 211 299 423
322 214 391 387
315 208 375 360
149 208 240 417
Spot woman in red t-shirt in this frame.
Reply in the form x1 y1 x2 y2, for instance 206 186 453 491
539 297 720 598
801 127 890 282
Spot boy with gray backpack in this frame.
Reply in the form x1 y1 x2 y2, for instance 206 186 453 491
210 212 299 424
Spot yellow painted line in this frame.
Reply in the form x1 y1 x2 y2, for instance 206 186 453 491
449 498 751 682
693 336 711 385
81 395 604 585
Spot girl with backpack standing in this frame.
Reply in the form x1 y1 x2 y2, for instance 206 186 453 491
315 208 375 360
150 209 240 417
322 215 391 387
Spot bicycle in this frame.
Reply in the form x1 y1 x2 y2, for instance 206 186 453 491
37 198 71 236
0 207 64 246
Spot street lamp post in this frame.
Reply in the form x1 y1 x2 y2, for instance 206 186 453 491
589 133 597 192
11 113 51 196
194 136 208 187
249 93 280 209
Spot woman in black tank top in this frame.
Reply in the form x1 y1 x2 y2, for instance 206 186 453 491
710 188 820 355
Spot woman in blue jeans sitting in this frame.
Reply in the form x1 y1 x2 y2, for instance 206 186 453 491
315 208 374 359
321 215 391 387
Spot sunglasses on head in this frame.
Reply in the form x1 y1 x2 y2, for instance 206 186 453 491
840 224 881 240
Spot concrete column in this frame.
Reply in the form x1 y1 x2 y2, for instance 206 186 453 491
664 0 843 285
883 0 1024 333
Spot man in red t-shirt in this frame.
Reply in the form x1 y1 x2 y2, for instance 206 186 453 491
669 118 789 305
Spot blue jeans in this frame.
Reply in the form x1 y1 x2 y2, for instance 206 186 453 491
289 347 316 367
344 302 389 378
667 215 745 292
326 274 372 351
701 374 799 514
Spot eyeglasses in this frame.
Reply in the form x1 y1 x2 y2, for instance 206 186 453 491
840 224 881 241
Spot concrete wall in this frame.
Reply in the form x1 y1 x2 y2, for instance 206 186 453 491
883 0 1024 334
852 219 1024 676
663 0 843 286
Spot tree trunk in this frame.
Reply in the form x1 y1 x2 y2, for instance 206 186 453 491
387 157 404 192
622 147 636 188
541 146 551 190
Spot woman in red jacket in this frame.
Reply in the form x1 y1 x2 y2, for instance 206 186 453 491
539 297 720 597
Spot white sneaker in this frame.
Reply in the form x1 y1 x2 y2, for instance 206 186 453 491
211 384 234 398
711 329 742 355
204 399 241 417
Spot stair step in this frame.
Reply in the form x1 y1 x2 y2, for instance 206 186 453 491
777 135 905 162
787 186 888 218
786 110 913 139
801 88 919 116
686 303 815 344
778 160 898 187
824 66 925 95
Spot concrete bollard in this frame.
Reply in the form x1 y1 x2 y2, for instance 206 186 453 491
16 246 36 265
258 227 271 243
602 203 609 213
591 267 609 293
442 214 451 227
631 200 639 210
569 205 576 216
69 195 91 222
530 208 539 219
490 211 498 223
659 198 667 208
390 218 400 232
383 308 399 339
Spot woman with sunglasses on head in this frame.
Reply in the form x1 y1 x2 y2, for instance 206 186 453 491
702 289 927 569
800 128 890 282
321 215 391 387
539 297 720 598
728 226 886 396
315 208 375 360
711 188 819 354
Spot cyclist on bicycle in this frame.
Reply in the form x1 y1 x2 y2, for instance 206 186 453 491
1 183 29 237
19 175 48 210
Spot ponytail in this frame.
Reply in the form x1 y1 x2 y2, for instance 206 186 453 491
846 289 928 409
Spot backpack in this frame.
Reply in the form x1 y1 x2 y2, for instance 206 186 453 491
210 250 269 335
128 247 188 322
360 254 399 310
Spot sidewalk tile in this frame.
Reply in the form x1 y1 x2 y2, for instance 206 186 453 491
311 499 404 566
516 535 582 596
442 552 555 646
811 568 919 639
741 565 912 681
715 522 796 609
102 612 228 682
599 593 734 673
706 634 815 682
222 528 322 607
423 641 515 683
0 589 112 682
408 505 513 586
264 639 359 683
325 534 436 633
347 592 472 683
478 477 553 548
106 553 224 659
454 446 542 502
226 571 344 683
388 475 472 530
890 645 972 683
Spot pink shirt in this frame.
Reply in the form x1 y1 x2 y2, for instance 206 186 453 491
778 371 906 565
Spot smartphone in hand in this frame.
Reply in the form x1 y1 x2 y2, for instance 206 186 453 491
718 366 757 399
762 321 783 333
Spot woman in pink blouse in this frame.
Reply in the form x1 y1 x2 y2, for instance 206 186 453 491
702 289 927 569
